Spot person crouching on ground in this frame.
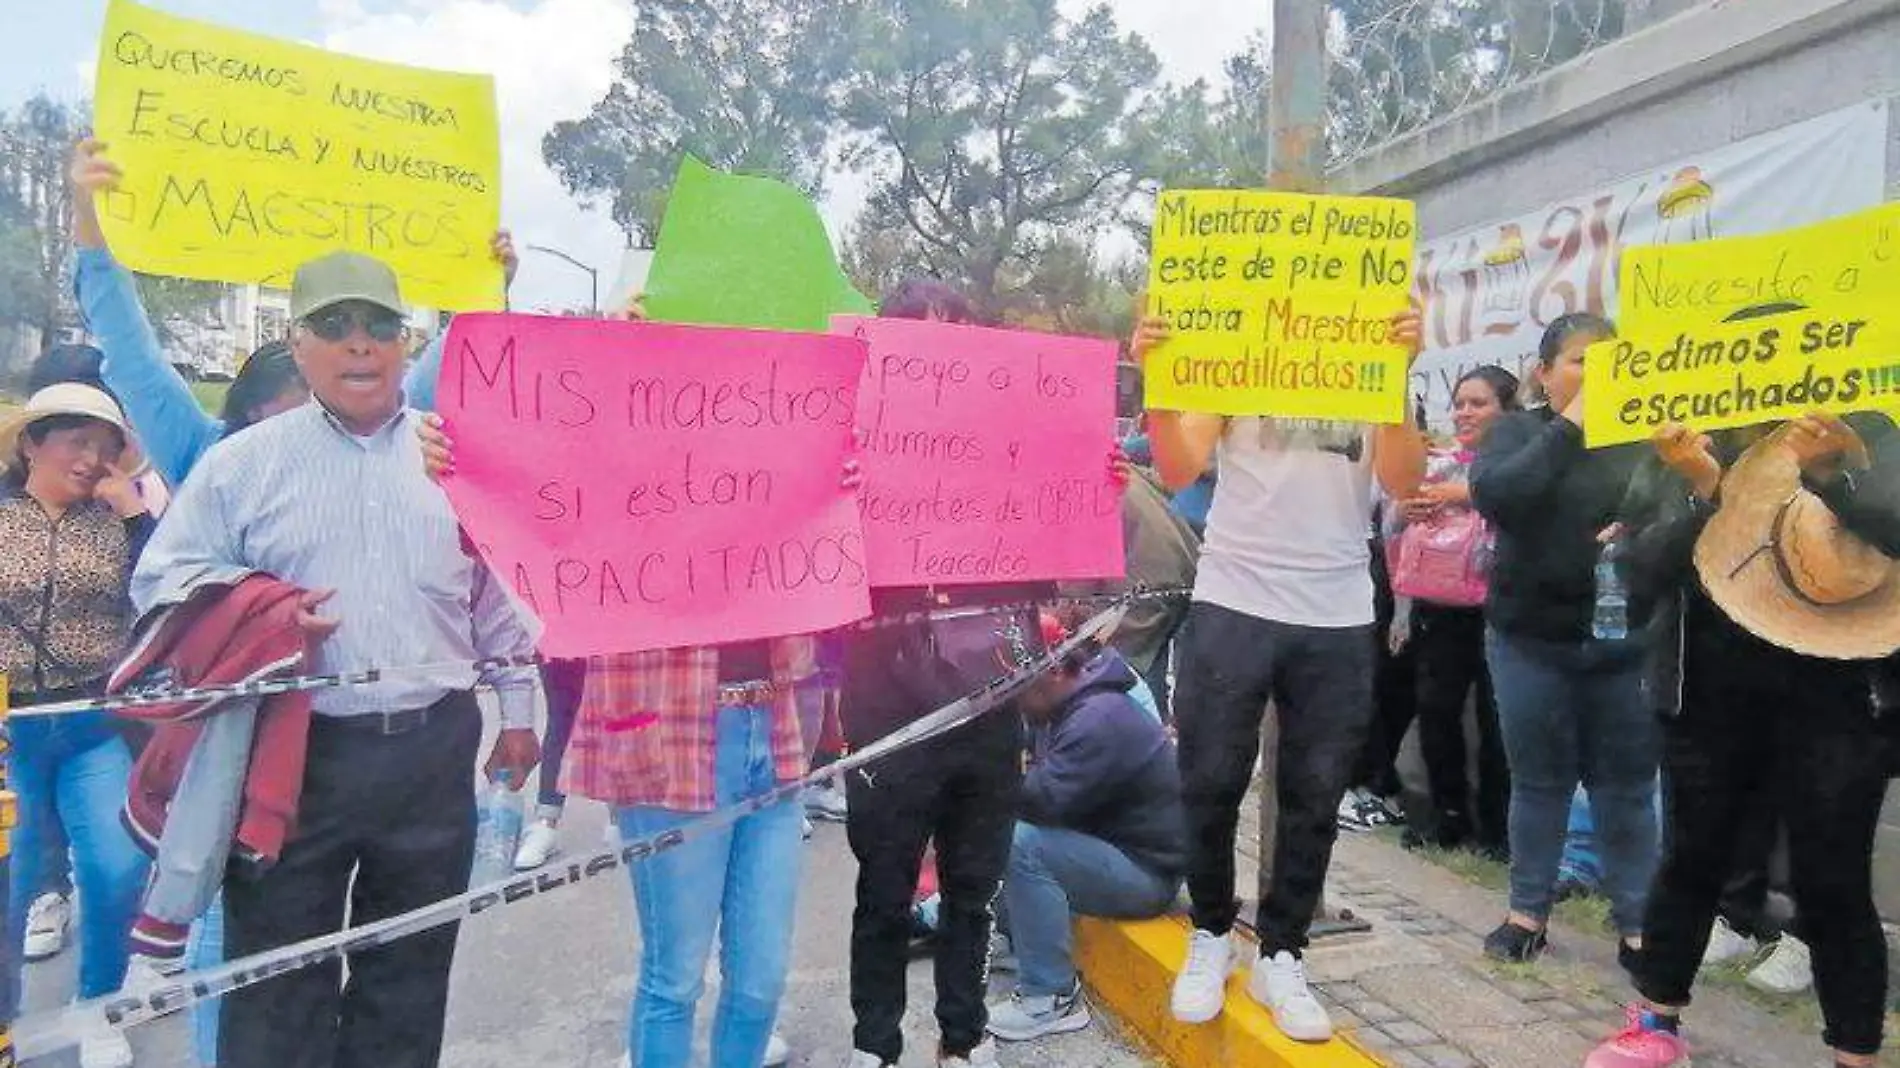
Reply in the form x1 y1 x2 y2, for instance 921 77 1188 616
985 617 1186 1044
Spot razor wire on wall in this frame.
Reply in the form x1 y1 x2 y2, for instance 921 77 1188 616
1327 0 1628 165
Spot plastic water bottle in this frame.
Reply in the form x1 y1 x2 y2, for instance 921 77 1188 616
1591 538 1629 641
472 771 524 884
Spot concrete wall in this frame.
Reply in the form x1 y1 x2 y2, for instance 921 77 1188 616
1333 0 1900 919
1334 0 1900 223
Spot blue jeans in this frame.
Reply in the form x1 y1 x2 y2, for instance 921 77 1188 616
1003 823 1179 997
187 897 225 1066
7 712 149 1012
1486 629 1659 935
616 706 804 1068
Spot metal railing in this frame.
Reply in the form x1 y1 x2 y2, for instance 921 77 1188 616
1327 0 1628 164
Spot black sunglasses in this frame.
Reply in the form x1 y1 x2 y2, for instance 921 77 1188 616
303 306 406 343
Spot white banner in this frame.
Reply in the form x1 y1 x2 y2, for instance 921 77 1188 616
1410 101 1890 428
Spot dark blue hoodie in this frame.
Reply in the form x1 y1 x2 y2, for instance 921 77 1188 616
1021 650 1188 879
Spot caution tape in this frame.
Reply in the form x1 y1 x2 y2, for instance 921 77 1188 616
3 588 1190 720
7 654 548 719
10 599 1132 1058
847 585 1190 631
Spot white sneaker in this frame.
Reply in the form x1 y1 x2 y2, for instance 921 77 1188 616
1335 791 1371 831
24 891 71 962
939 1038 1000 1067
77 1027 133 1068
1747 934 1813 995
1247 950 1333 1042
1700 915 1759 968
986 979 1091 1041
1169 928 1233 1024
802 814 814 840
765 1030 791 1067
121 953 181 991
513 816 562 871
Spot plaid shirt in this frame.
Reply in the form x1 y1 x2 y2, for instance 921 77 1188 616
560 637 815 812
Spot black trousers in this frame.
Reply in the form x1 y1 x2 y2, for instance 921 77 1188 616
1636 611 1888 1056
220 694 481 1068
1357 543 1414 797
1713 782 1785 942
1174 602 1375 954
1411 604 1507 850
841 616 1024 1063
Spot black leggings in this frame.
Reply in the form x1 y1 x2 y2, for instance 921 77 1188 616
1410 604 1507 849
1636 615 1888 1056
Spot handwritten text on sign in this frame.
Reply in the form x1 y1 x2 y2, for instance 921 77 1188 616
1584 201 1900 447
93 0 503 309
1145 190 1416 422
834 316 1124 587
438 314 871 656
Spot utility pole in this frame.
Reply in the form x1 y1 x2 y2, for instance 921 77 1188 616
1270 0 1329 193
1257 0 1372 942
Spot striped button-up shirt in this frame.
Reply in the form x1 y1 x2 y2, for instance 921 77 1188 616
131 400 540 725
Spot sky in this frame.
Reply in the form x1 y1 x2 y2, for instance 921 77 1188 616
1 0 1269 311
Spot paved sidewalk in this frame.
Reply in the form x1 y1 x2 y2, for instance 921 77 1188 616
1232 798 1881 1068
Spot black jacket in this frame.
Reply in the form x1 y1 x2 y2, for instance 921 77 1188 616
1020 650 1187 879
1622 413 1900 719
1471 408 1653 643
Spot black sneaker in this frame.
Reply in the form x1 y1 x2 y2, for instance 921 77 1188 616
1483 921 1548 963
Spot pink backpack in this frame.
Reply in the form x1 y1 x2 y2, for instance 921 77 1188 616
1389 507 1493 607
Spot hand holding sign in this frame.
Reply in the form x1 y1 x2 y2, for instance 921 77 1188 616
1785 411 1871 481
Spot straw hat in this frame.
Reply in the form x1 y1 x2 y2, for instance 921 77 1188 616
0 382 147 479
1695 429 1900 660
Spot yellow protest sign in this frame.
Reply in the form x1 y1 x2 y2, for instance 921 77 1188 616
1584 201 1900 447
1142 189 1416 423
93 0 503 310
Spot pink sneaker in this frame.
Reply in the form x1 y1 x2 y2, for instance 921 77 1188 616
1583 1008 1692 1068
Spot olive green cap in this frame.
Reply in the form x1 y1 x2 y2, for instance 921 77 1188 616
290 251 405 322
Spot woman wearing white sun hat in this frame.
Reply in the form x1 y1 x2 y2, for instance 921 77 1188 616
0 383 157 1068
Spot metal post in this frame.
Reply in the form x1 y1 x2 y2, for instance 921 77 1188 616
1257 0 1370 942
525 244 602 316
1269 0 1329 195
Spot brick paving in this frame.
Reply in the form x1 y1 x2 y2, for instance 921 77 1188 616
1228 792 1859 1068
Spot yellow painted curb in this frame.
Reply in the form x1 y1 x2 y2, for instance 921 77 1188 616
1075 915 1386 1068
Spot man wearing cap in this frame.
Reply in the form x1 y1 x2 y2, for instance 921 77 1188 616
1589 412 1900 1068
132 250 542 1068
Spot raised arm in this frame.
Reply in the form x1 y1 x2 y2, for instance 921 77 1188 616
70 139 221 486
403 230 516 414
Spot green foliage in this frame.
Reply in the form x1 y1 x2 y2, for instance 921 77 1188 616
0 96 81 337
833 0 1165 321
541 0 847 246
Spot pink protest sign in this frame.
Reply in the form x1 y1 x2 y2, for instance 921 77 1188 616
834 315 1124 587
438 313 872 656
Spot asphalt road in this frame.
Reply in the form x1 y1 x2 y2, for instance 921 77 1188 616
21 766 1152 1068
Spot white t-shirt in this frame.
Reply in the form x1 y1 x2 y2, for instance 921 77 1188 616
1193 418 1376 628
